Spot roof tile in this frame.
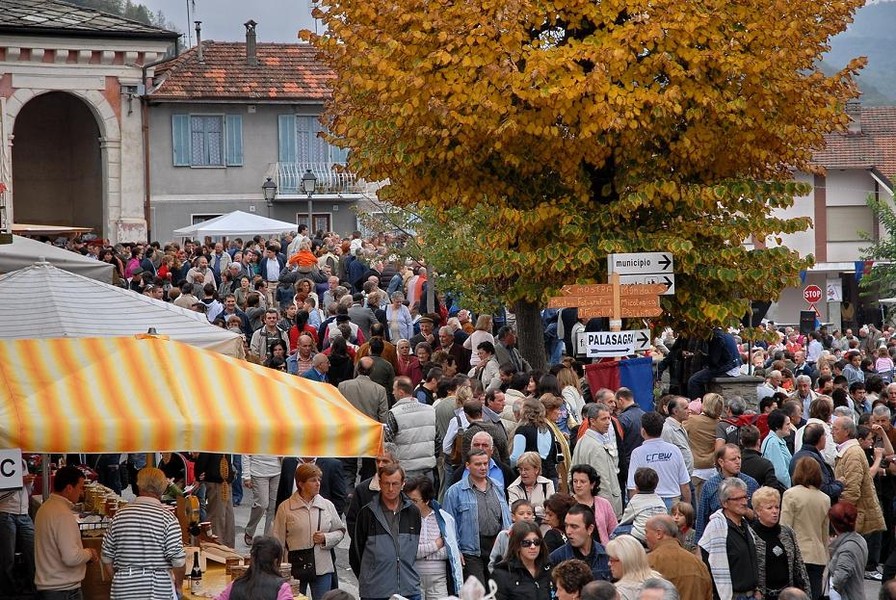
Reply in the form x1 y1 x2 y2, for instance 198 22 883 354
813 106 896 182
149 42 333 102
0 0 176 38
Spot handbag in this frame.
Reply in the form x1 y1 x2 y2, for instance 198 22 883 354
286 509 322 582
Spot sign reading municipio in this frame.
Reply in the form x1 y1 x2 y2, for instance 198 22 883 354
585 329 650 358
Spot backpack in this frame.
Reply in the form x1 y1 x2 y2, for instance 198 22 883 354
449 415 466 466
721 414 758 447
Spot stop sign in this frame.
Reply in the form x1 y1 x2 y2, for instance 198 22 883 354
804 284 823 304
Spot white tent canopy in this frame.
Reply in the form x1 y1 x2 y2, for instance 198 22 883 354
0 262 244 358
0 235 113 283
173 210 298 237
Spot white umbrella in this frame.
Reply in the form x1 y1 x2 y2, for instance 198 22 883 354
173 210 298 236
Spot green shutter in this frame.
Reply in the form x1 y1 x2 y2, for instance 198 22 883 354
172 114 191 166
225 114 243 166
278 114 297 163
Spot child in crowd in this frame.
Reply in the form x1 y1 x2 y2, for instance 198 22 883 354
613 467 667 543
670 500 697 553
876 346 894 382
489 500 536 571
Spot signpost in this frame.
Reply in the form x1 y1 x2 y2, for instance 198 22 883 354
584 329 651 358
549 252 674 357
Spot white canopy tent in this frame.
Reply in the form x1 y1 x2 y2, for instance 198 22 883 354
173 210 298 237
0 262 245 358
0 235 113 283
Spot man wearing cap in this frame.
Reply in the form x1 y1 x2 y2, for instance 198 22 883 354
409 315 436 349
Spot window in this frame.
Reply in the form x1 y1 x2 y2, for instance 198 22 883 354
278 115 347 164
172 114 243 167
296 213 331 233
826 205 875 242
190 116 223 166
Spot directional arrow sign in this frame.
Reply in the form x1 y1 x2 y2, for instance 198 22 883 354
608 252 674 275
585 329 651 357
618 274 676 295
548 283 669 308
577 295 663 318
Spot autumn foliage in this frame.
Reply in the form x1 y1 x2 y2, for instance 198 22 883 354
305 0 866 338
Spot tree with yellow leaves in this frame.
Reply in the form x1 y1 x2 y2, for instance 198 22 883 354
306 0 865 368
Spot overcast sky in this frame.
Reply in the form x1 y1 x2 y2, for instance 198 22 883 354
139 0 319 44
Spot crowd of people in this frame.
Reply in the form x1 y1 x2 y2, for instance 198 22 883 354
11 229 896 600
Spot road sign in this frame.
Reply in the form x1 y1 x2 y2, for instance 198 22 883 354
608 252 673 275
576 294 663 319
548 283 668 309
803 284 823 305
584 329 651 358
617 273 675 295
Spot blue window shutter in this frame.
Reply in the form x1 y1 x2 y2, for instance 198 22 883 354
225 114 243 166
278 114 297 163
172 114 190 166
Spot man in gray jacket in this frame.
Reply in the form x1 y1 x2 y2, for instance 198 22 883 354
387 377 438 481
338 357 389 487
354 464 421 600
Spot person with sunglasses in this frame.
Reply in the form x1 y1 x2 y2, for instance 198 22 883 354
492 521 553 600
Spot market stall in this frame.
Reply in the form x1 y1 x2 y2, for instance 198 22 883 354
0 335 383 599
0 262 245 358
0 334 384 455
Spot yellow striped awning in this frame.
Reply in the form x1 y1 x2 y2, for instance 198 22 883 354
0 336 384 457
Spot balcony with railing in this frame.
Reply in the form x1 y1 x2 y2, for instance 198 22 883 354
272 162 368 196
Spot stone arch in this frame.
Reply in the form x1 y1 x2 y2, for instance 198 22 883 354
5 88 121 235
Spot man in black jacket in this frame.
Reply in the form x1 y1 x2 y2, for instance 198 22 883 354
739 425 786 495
789 422 843 502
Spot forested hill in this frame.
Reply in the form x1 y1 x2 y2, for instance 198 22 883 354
826 0 896 105
64 0 177 31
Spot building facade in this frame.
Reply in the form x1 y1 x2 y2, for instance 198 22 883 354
761 104 896 330
145 22 377 244
0 0 177 243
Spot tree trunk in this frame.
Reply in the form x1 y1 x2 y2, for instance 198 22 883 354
514 298 546 372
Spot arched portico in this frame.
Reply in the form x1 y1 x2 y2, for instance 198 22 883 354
6 88 122 238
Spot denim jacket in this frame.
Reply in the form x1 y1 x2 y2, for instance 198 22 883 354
442 476 511 555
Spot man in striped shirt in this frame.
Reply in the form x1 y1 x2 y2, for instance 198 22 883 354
101 468 185 599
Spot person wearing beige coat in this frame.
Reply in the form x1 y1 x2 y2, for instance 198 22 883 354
832 417 885 536
781 456 831 600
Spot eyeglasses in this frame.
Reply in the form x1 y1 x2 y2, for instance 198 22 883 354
520 539 542 548
725 495 748 502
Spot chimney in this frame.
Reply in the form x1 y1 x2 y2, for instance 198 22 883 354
194 21 203 63
245 20 258 67
846 99 861 134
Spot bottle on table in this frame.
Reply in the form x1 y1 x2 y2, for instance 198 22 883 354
190 551 202 593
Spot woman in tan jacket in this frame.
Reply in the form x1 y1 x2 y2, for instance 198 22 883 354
781 457 830 600
683 393 725 501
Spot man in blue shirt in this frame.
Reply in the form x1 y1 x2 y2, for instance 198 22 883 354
443 449 511 586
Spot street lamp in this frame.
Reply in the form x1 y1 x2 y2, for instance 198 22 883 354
300 169 316 232
261 176 277 209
